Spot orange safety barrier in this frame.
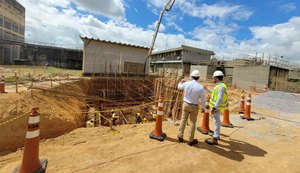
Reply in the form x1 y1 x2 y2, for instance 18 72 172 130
238 94 245 114
14 108 47 173
149 98 167 141
0 82 5 93
197 95 213 135
241 94 254 121
221 109 234 128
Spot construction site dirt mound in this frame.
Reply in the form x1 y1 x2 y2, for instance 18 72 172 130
0 81 86 155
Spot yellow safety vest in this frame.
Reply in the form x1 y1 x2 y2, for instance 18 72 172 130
112 113 117 119
209 83 228 110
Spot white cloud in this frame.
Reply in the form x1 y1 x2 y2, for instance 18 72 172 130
147 0 253 21
148 21 165 32
164 14 184 33
245 17 300 63
70 0 125 19
179 2 252 20
146 0 166 9
15 0 300 64
280 3 297 13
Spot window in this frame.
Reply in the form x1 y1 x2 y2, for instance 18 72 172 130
4 17 11 30
0 15 3 27
3 31 11 40
19 25 25 35
0 29 3 39
11 33 18 41
11 22 18 33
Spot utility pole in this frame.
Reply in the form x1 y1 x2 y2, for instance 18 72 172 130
143 0 176 77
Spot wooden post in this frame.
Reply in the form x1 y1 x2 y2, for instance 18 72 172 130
28 73 31 79
50 76 53 89
15 73 18 93
119 111 128 124
31 79 33 97
127 64 129 78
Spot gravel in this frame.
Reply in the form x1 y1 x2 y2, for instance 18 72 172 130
252 91 300 115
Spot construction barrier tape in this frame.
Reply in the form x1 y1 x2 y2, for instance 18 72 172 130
0 111 30 127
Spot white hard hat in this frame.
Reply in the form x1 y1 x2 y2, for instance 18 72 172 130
213 71 224 77
191 70 200 77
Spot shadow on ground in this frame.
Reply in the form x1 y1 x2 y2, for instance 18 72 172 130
166 136 267 162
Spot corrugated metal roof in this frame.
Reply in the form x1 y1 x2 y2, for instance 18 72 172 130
80 36 149 50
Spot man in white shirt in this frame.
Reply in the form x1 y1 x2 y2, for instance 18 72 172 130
177 70 206 146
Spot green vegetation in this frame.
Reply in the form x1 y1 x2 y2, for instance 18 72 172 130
0 65 82 77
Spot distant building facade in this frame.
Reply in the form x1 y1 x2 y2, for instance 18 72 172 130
0 0 25 64
19 43 83 69
150 45 215 76
81 37 149 76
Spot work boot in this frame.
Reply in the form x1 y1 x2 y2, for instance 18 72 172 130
205 138 218 145
177 135 183 142
208 133 221 140
188 139 198 146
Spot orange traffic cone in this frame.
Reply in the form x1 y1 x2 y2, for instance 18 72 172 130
238 94 245 114
241 94 254 121
222 109 234 128
14 108 47 173
197 95 213 135
0 82 5 93
149 98 166 141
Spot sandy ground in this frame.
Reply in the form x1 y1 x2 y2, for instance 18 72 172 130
0 111 299 173
0 80 86 155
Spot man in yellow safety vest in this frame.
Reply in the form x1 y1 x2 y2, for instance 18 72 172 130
205 70 228 145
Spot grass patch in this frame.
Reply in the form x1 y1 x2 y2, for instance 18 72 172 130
0 65 82 77
4 76 30 84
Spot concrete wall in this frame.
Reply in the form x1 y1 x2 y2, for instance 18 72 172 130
83 39 148 75
191 65 207 80
152 63 183 76
233 65 270 90
190 65 216 80
224 67 234 77
183 50 211 63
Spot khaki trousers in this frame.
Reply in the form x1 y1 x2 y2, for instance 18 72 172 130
178 102 199 142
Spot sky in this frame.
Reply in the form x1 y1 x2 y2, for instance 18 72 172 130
16 0 300 64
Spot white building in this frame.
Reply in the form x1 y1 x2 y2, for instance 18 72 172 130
81 36 149 76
